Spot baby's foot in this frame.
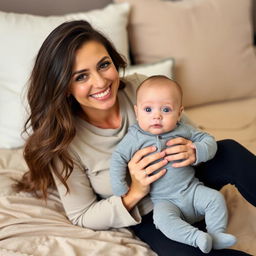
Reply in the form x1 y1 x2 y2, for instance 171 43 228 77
196 231 212 254
211 233 237 249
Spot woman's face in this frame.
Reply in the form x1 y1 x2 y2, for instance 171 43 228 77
69 40 120 115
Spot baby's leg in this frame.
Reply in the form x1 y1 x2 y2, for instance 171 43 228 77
153 200 212 253
194 185 237 249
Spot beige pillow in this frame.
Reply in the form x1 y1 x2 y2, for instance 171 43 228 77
115 0 256 107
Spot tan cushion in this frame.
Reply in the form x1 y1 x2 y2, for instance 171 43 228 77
115 0 256 107
221 184 256 255
185 97 256 154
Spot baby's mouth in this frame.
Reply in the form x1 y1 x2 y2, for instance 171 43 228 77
150 124 163 128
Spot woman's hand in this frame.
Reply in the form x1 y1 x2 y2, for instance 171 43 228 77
165 137 196 168
122 146 167 211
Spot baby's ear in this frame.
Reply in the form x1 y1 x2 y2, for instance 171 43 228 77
134 105 138 119
178 106 184 120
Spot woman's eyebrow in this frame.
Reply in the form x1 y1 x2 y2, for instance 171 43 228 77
72 56 110 76
96 56 110 67
72 69 88 76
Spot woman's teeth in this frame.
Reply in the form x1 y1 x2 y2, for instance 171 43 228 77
91 87 110 99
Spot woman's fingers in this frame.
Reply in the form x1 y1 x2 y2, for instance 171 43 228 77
165 149 195 165
128 146 155 175
172 159 192 168
165 137 196 166
129 146 166 168
164 150 189 161
128 146 168 191
144 159 168 176
145 168 167 184
165 144 187 155
139 151 166 170
130 146 156 164
166 137 191 146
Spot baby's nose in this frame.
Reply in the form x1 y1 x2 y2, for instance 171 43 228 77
153 112 162 119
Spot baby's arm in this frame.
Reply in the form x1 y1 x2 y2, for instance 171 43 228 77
110 133 137 196
186 124 217 165
110 150 130 196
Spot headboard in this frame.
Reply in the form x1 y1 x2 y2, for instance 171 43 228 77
0 0 255 42
0 0 112 15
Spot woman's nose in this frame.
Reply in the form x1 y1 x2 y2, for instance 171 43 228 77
92 72 106 88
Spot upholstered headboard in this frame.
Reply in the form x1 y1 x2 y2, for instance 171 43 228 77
0 0 255 42
253 0 256 43
0 0 112 15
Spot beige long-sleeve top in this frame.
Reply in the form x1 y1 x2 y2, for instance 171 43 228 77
53 74 154 230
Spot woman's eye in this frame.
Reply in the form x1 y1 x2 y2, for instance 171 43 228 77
99 61 111 69
162 107 171 113
144 107 152 112
75 73 88 82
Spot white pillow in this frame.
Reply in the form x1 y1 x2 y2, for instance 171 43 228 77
123 58 174 78
0 3 130 148
121 58 196 128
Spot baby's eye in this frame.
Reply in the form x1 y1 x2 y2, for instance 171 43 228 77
75 73 88 82
99 61 111 69
162 107 171 113
144 107 152 112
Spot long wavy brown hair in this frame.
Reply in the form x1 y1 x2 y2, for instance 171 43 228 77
15 20 127 199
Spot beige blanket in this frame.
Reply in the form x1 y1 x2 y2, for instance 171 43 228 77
0 148 255 256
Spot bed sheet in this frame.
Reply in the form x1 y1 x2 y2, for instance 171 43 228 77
0 148 255 255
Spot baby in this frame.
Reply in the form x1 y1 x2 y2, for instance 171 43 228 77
110 75 236 253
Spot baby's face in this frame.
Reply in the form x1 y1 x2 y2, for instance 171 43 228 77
135 80 183 135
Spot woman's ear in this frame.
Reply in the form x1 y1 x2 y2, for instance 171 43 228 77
67 90 71 97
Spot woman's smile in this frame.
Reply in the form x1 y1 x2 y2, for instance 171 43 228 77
90 86 111 100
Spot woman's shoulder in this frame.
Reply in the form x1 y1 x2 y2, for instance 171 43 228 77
121 73 148 88
120 73 148 103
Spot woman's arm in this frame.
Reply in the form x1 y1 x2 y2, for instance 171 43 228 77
53 145 167 230
53 167 141 230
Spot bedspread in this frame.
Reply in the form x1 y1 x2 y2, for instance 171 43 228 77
0 148 255 256
0 148 156 256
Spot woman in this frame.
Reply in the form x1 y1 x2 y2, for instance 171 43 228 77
16 20 255 255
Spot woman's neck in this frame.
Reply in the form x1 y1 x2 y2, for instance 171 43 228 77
79 101 121 129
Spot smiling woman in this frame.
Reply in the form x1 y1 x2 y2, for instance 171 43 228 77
15 20 127 197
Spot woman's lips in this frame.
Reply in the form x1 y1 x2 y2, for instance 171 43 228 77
90 86 111 100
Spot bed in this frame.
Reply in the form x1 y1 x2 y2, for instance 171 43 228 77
0 0 256 255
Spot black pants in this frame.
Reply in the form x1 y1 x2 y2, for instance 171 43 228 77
130 140 255 256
